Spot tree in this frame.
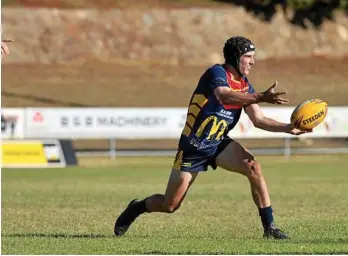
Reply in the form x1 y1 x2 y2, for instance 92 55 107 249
215 0 346 29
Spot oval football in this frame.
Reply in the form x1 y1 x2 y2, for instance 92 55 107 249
291 99 328 130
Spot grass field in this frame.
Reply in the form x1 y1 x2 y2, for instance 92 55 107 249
2 155 348 254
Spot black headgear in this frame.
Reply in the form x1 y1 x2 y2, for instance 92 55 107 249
223 36 255 75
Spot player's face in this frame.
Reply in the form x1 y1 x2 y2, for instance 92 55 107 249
239 51 255 76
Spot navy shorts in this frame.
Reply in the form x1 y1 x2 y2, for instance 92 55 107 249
172 137 233 172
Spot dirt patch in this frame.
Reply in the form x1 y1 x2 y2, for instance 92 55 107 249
2 0 226 9
2 57 348 108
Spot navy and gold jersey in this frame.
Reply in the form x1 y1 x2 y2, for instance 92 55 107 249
173 64 255 172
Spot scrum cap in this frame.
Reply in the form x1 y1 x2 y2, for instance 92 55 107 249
223 36 255 74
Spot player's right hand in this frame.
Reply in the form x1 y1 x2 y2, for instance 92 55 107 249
260 81 289 104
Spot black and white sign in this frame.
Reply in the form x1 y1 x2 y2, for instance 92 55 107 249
25 108 188 139
1 108 25 139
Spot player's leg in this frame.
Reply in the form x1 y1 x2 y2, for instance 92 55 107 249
145 169 197 213
215 139 287 239
216 140 270 208
114 169 198 236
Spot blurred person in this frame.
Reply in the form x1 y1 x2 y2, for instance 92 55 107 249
114 36 310 239
1 39 12 57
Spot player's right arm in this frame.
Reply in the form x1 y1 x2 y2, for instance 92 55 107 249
214 81 289 106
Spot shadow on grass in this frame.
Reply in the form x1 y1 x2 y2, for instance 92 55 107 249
2 233 113 239
287 238 348 245
3 233 348 245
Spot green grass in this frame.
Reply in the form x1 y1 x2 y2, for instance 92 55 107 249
2 155 348 254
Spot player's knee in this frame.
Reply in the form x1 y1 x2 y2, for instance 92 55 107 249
246 160 263 178
162 202 180 213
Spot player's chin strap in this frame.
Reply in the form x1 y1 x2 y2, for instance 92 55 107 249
226 56 243 77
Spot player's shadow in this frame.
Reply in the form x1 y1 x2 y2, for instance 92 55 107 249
292 238 348 245
3 233 112 239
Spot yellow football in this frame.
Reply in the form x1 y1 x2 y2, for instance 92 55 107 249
290 99 328 130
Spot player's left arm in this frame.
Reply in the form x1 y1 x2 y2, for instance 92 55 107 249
244 103 310 135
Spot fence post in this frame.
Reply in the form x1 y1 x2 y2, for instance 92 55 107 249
284 137 291 160
109 138 116 160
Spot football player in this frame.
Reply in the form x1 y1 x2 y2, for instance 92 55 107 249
114 36 310 239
